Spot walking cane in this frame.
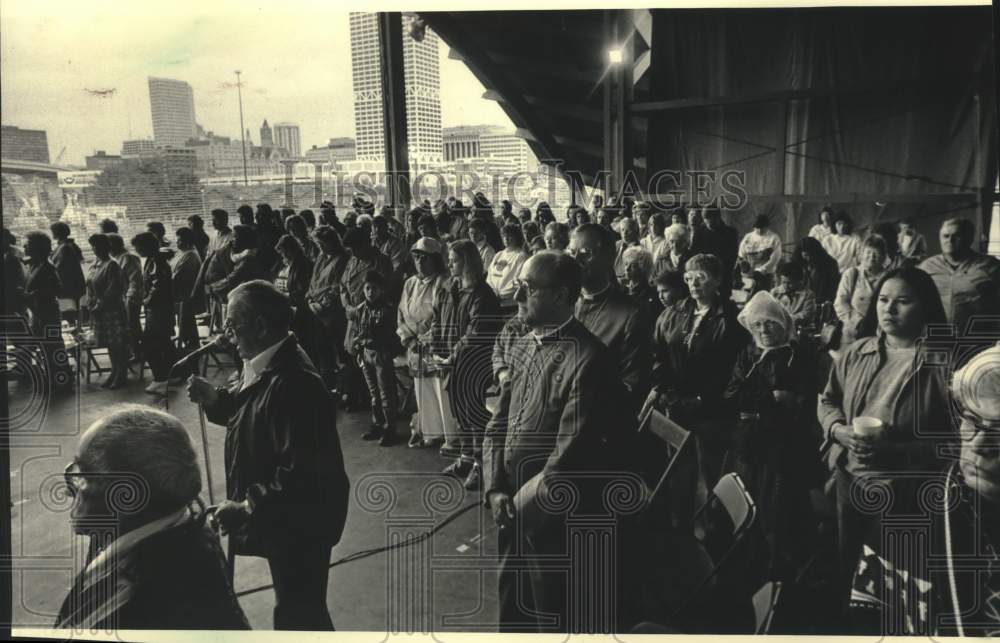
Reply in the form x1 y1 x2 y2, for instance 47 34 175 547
198 404 215 505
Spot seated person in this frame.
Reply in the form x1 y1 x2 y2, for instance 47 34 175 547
849 342 1000 636
771 260 818 331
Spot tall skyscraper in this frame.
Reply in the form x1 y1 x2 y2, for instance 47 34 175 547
349 12 442 168
260 120 273 147
147 77 197 147
272 122 301 158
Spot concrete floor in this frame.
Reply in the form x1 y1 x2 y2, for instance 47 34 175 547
7 359 499 632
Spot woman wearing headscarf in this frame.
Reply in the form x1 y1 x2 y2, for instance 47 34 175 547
397 237 454 449
722 291 821 580
819 266 954 598
86 234 130 389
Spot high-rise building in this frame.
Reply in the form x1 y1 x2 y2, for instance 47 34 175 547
148 77 198 147
480 130 538 175
272 122 301 158
121 139 156 158
260 120 273 147
443 125 504 161
1 125 50 163
349 12 442 168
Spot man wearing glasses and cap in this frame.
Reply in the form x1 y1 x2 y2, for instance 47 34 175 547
849 343 1000 636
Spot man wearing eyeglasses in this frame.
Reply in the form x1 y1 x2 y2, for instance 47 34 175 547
56 404 249 631
849 343 1000 636
483 250 632 633
186 279 350 631
568 223 652 417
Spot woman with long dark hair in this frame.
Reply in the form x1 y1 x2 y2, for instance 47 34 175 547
823 211 863 272
819 266 954 599
86 234 129 388
275 233 314 343
431 239 502 490
796 237 842 304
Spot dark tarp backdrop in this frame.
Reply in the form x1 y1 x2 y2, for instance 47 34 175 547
644 6 997 250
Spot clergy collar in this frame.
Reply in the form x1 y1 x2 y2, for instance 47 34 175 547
530 315 575 346
580 282 612 301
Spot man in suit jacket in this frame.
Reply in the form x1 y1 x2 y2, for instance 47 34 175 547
483 250 633 633
187 280 349 631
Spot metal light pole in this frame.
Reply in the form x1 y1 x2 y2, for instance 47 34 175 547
235 70 248 186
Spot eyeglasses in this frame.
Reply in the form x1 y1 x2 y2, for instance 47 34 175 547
513 279 553 298
958 410 1000 442
222 318 249 338
63 460 87 497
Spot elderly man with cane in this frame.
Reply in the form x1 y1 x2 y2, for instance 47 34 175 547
186 279 350 631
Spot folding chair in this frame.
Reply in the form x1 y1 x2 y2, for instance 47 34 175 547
752 580 782 634
635 407 695 525
669 472 758 623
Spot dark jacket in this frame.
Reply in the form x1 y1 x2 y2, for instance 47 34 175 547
483 318 632 529
430 278 503 373
51 239 86 300
171 250 202 304
699 223 739 275
207 249 269 300
24 260 62 334
55 517 250 630
652 297 749 416
277 256 314 310
805 255 841 304
203 336 350 557
4 250 26 317
575 284 652 404
142 255 175 336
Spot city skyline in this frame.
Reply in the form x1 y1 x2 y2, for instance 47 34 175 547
1 3 512 167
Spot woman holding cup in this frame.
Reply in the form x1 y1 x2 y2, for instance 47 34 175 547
818 266 954 600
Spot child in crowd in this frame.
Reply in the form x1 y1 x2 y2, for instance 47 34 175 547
348 270 399 446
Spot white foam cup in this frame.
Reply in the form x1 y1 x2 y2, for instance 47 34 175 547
852 416 885 438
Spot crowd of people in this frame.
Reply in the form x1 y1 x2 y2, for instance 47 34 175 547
5 194 1000 634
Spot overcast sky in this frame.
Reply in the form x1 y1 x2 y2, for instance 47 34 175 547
1 0 512 166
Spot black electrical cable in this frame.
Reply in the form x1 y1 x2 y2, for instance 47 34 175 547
232 500 480 598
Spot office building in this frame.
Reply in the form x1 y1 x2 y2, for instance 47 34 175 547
273 122 301 158
480 129 538 174
121 139 156 158
148 77 198 148
349 12 442 168
1 125 50 163
442 125 504 161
